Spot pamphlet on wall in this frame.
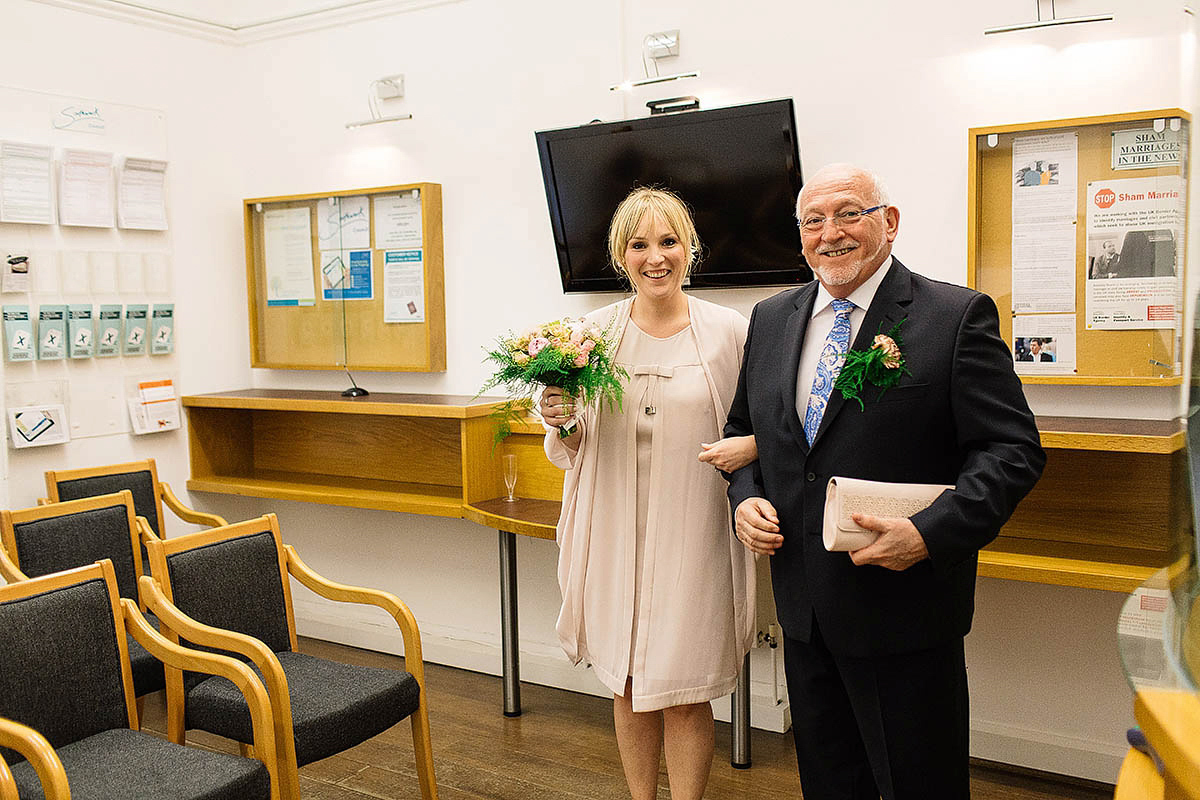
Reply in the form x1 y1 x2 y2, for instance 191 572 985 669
150 304 174 354
37 304 67 360
374 190 422 249
8 404 69 448
316 195 370 250
116 157 169 230
58 149 115 228
128 378 180 434
96 304 122 357
123 304 148 356
3 305 33 361
1012 313 1076 375
320 250 373 300
1010 132 1079 314
264 206 316 306
3 251 30 293
68 304 94 358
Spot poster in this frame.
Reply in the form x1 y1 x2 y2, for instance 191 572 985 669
1085 176 1183 330
1111 127 1183 171
1013 314 1076 376
1010 133 1078 313
263 207 315 306
320 249 373 300
383 249 425 323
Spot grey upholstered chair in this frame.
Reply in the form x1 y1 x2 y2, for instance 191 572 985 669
44 458 227 540
0 560 280 799
0 491 166 703
142 514 438 800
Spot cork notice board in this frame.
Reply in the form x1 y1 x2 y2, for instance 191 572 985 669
244 183 445 371
968 110 1188 386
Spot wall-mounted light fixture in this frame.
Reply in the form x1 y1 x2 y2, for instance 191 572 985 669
346 74 412 129
984 0 1112 34
609 30 699 91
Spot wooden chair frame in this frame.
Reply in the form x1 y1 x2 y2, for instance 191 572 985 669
44 459 227 538
0 560 283 799
142 514 438 800
0 492 143 597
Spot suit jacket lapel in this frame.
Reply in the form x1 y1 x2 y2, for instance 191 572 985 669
810 259 914 448
782 286 817 449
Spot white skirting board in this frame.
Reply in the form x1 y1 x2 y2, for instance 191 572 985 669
292 596 790 732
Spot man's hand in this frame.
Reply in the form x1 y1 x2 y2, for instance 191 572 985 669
848 514 929 571
734 497 782 555
698 435 758 472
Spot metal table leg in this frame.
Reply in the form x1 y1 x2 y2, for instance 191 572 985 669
731 651 751 768
499 529 521 717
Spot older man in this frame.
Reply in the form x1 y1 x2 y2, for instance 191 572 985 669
724 164 1044 799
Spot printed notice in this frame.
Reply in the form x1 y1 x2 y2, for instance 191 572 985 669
1112 127 1183 171
1011 133 1078 313
321 249 373 300
1085 176 1183 330
0 141 54 224
59 149 115 227
263 207 315 306
317 195 370 250
375 190 423 249
1013 314 1076 376
383 249 425 323
117 157 169 230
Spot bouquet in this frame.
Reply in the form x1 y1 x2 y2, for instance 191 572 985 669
480 317 627 442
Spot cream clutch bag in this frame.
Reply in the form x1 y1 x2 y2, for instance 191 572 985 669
823 476 954 552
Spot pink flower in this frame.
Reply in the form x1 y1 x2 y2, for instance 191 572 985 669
528 337 550 356
580 339 595 352
573 353 588 367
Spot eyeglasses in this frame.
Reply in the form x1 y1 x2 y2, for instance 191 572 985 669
797 204 887 233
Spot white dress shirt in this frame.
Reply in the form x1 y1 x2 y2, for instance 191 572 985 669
795 256 894 422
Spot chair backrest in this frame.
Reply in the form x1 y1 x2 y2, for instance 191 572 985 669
45 460 164 537
0 561 136 764
145 515 296 660
1 492 142 601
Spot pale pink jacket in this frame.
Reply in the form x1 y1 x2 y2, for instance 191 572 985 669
545 295 756 711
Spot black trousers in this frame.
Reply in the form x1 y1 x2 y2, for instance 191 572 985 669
783 619 970 800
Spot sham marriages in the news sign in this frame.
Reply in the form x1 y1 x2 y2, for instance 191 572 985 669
1111 127 1183 171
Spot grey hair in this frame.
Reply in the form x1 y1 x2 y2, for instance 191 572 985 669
797 163 892 213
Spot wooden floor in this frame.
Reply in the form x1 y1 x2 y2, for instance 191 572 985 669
141 637 1115 800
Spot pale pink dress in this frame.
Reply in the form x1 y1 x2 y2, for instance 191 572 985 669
546 296 755 712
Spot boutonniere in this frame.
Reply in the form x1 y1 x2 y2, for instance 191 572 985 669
834 318 911 409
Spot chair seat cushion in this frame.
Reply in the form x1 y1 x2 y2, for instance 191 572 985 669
128 611 166 697
186 650 421 766
9 728 269 800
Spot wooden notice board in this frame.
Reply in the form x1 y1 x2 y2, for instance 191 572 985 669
244 183 446 371
968 110 1189 385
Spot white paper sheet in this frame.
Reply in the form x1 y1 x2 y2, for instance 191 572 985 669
58 149 114 227
117 157 168 230
317 195 370 250
1013 314 1076 375
1011 133 1078 314
375 190 423 249
0 141 54 224
263 207 316 306
383 249 424 323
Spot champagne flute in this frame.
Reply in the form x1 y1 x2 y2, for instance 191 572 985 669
502 454 518 502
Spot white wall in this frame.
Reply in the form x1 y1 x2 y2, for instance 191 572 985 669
1 0 1191 783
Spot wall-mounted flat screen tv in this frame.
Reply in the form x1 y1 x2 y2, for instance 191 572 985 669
535 98 810 293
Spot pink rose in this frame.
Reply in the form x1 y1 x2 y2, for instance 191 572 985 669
580 339 595 352
528 337 549 356
573 353 588 367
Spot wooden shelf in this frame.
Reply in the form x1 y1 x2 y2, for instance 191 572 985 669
186 472 464 517
181 392 1185 593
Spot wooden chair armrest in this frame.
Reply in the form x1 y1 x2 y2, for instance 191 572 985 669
0 754 16 800
134 516 159 547
284 545 425 673
121 599 280 790
158 483 228 528
35 497 51 507
0 547 27 584
0 718 69 800
136 576 290 703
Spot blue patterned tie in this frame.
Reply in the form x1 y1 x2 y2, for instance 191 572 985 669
804 299 855 444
